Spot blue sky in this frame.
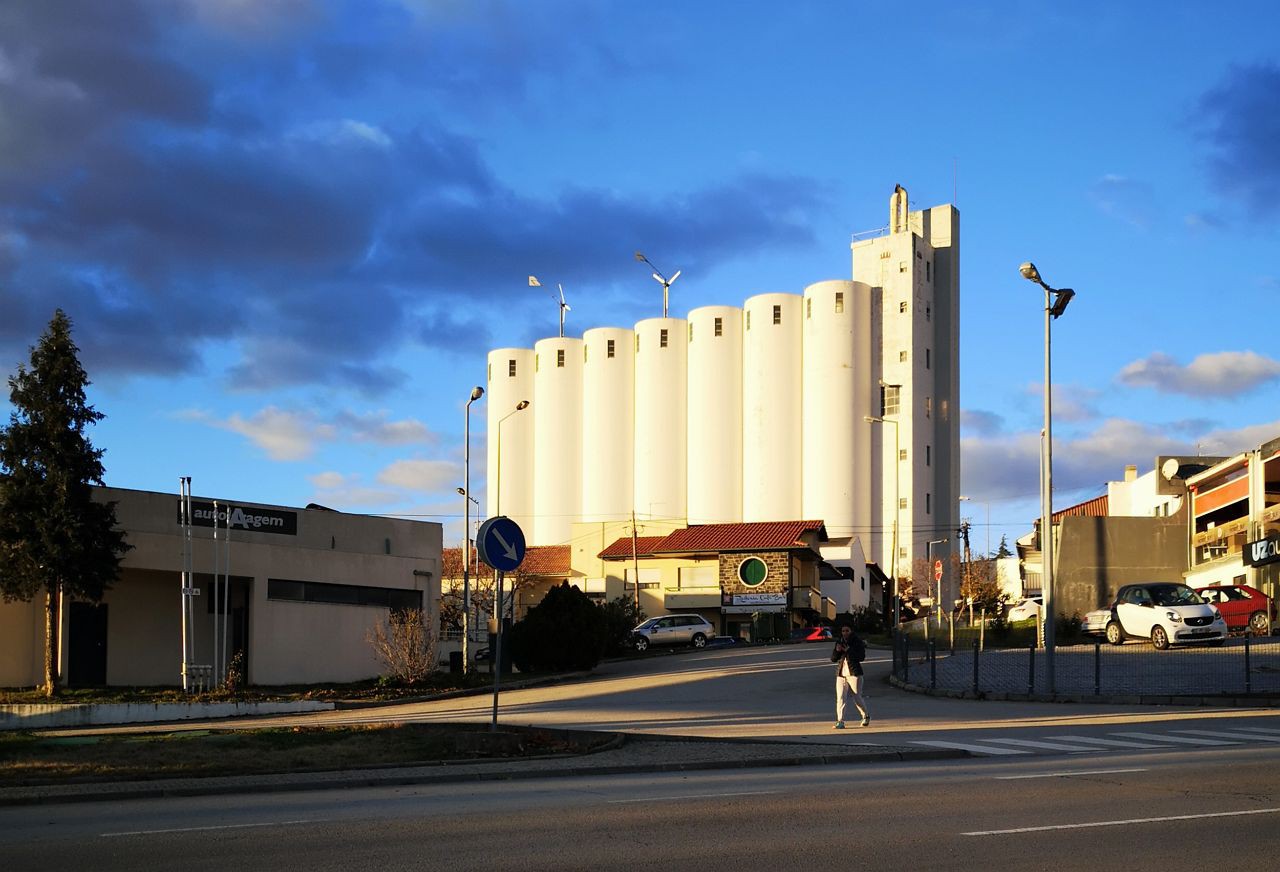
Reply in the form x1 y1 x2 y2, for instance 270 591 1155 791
2 0 1278 556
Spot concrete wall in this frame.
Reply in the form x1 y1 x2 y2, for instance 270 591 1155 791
0 597 44 688
1054 515 1189 618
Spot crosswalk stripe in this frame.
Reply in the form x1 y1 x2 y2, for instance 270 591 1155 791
909 740 1029 755
1111 732 1240 746
1216 726 1280 736
1041 735 1169 749
982 738 1103 752
1176 729 1280 743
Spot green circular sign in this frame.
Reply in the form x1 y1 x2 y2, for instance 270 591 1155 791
738 557 768 587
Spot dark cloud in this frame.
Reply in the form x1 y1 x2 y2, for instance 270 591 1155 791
960 409 1004 437
1195 62 1280 218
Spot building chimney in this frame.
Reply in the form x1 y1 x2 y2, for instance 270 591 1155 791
1124 464 1137 482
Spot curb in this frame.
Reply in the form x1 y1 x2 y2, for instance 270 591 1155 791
888 674 1280 707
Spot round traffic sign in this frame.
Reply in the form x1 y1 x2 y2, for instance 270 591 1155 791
477 516 526 572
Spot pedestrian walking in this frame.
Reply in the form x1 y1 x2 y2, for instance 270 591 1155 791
832 624 870 728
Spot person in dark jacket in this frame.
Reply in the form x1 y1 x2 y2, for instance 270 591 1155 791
831 624 870 728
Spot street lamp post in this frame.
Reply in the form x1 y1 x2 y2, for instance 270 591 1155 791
1019 261 1075 695
494 399 530 633
461 387 484 673
866 414 901 626
634 251 681 318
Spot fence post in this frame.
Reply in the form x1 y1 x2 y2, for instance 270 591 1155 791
979 608 986 650
1245 635 1252 694
929 640 937 690
949 613 955 656
1094 641 1101 696
1028 641 1036 694
903 632 911 685
972 638 980 694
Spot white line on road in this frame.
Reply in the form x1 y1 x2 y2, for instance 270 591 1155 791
101 820 321 838
1176 729 1280 742
995 768 1148 780
1111 732 1240 746
1040 735 1167 749
909 740 1028 755
981 738 1104 752
608 790 778 804
963 807 1280 836
1219 726 1280 736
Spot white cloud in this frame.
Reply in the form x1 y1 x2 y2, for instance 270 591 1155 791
1117 351 1280 397
377 458 458 492
188 406 335 461
333 410 435 445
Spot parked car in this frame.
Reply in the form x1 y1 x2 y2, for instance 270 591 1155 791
631 614 716 652
1104 582 1226 650
1194 584 1272 635
1081 609 1110 638
1006 596 1043 623
790 626 833 642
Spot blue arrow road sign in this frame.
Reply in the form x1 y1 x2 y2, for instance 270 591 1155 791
477 516 526 572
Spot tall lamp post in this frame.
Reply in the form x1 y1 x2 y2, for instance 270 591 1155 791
461 386 484 673
494 399 530 631
1019 261 1075 694
866 414 901 626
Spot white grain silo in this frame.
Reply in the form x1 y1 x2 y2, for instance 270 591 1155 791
581 327 635 524
741 293 803 522
633 317 687 524
486 348 535 536
532 337 583 546
802 280 873 540
686 306 742 524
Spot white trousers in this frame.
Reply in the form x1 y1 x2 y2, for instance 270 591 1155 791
836 671 869 723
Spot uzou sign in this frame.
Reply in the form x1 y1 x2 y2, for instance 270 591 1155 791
1244 536 1280 568
178 500 298 536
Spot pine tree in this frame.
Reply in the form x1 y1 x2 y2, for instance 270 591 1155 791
0 310 131 696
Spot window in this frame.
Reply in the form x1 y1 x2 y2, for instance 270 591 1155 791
583 345 588 362
899 350 908 363
535 354 539 372
688 323 693 342
926 262 931 282
926 445 931 466
635 334 640 353
508 359 516 377
926 305 932 321
926 348 931 369
899 301 908 314
607 339 616 358
899 448 907 461
772 305 781 325
899 262 907 273
899 498 908 510
487 363 491 380
746 310 751 330
738 557 768 587
835 292 844 313
807 298 813 319
926 493 931 515
556 349 565 368
925 396 932 418
659 328 668 348
899 547 907 558
267 578 423 611
882 384 900 416
714 317 723 337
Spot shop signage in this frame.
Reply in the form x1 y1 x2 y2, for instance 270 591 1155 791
1244 536 1280 568
180 501 298 536
733 593 786 606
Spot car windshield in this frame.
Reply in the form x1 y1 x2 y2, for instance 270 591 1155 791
636 619 658 630
1150 585 1203 607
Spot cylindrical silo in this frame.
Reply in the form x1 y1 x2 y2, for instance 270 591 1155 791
532 337 583 545
742 293 803 522
582 327 634 524
486 348 535 537
802 280 872 543
633 318 687 524
687 306 742 524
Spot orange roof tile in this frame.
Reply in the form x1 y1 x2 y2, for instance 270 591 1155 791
1052 494 1109 522
520 544 572 576
654 520 827 553
599 535 666 560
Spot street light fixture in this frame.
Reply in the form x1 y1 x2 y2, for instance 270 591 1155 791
634 251 681 318
958 495 990 559
1019 261 1076 694
462 386 485 673
866 414 901 626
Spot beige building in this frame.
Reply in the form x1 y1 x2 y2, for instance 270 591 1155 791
0 487 441 688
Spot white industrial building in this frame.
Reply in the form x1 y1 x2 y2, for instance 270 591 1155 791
485 186 960 585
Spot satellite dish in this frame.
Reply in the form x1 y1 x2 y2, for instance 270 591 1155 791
1161 458 1181 480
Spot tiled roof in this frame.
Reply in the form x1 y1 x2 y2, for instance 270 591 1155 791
599 535 667 560
520 544 572 576
1052 494 1108 522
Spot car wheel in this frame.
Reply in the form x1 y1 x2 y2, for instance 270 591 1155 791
634 636 649 653
1249 612 1269 635
691 632 707 649
1151 625 1169 650
1106 621 1124 646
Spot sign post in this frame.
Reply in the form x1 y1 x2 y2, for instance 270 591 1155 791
476 516 526 730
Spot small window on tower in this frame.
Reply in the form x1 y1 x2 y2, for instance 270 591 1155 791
899 350 908 363
688 323 693 342
899 301 908 314
806 298 812 318
583 345 588 362
899 498 908 510
898 448 907 461
607 338 616 358
635 334 640 353
660 329 668 348
535 354 539 372
488 363 492 380
772 305 781 325
926 348 931 369
925 396 932 418
882 385 900 416
926 493 931 515
926 262 931 282
926 445 931 466
746 311 751 330
926 305 932 321
508 359 516 377
556 349 564 368
835 292 844 313
714 317 723 337
899 262 908 273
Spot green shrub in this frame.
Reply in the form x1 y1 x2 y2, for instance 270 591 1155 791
600 596 646 657
507 582 607 673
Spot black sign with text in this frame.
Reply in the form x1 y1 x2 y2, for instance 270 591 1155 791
1243 536 1280 568
178 500 298 536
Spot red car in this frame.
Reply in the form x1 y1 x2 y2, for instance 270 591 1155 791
1194 584 1272 635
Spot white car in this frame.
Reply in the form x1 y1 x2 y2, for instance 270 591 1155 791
1082 609 1110 637
1006 596 1043 623
1104 582 1227 650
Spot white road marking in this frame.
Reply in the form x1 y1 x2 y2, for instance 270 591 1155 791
1177 729 1280 742
608 790 778 804
909 740 1028 755
1042 735 1168 749
963 807 1280 836
1111 732 1240 746
995 768 1147 780
102 820 320 838
1212 725 1280 736
981 738 1103 752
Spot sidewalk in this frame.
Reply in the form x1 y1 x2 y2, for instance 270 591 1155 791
0 732 962 807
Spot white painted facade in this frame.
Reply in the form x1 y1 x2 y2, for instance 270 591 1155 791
687 306 742 525
742 293 803 522
486 348 534 535
634 318 688 525
581 327 635 523
532 337 583 546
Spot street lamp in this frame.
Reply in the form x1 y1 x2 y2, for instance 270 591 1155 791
495 400 530 519
634 251 681 318
866 414 901 626
958 495 990 559
927 537 949 625
1019 261 1075 694
462 386 484 673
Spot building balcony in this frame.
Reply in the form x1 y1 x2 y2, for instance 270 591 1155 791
790 586 822 612
664 589 721 610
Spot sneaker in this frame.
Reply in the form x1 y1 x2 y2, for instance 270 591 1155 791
861 717 871 727
833 721 845 729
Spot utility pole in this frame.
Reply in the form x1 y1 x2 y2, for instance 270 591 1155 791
630 510 641 614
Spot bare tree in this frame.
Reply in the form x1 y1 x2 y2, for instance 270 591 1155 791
366 607 436 685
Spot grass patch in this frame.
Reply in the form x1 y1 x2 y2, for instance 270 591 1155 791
0 723 611 787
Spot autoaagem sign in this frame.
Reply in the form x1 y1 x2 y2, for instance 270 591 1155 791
179 501 298 536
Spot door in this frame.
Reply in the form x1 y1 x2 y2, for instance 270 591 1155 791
67 602 108 687
1115 586 1156 637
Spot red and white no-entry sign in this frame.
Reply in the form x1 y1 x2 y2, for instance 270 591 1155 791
933 559 943 581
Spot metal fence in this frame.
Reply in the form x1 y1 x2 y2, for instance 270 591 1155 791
891 630 1280 698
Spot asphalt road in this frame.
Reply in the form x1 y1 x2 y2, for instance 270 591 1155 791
5 744 1278 871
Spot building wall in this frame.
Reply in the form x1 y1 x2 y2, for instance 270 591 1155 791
687 306 742 524
582 327 635 524
634 318 688 524
486 348 535 531
742 293 802 522
0 597 44 688
1054 515 1188 617
533 337 583 545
